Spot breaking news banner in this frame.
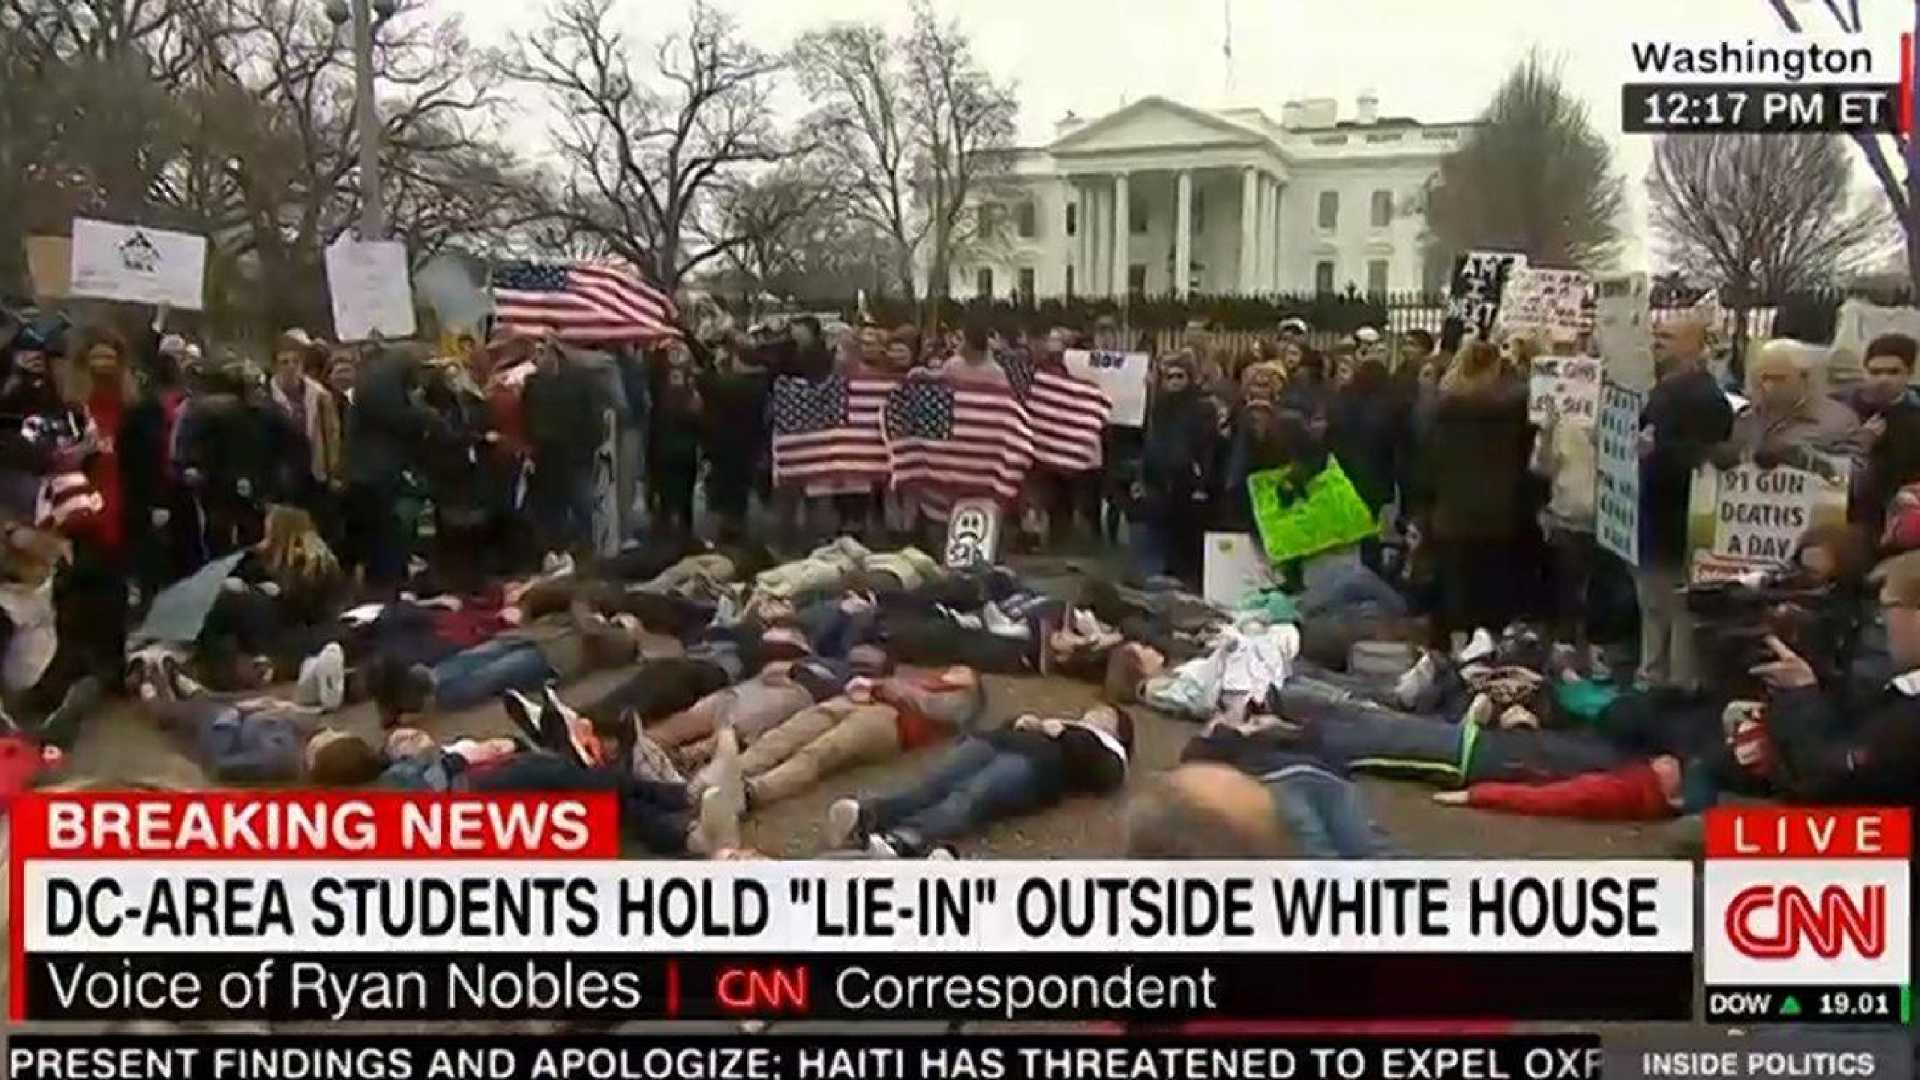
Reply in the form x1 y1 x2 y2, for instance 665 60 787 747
1702 806 1914 1026
7 792 1699 1024
6 1036 1607 1080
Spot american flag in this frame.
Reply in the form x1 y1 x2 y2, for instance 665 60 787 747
999 349 1109 473
490 260 679 343
769 373 899 488
883 378 1034 512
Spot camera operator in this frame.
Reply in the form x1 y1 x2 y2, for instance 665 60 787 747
1742 549 1920 807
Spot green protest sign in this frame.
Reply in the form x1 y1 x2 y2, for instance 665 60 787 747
1247 457 1378 564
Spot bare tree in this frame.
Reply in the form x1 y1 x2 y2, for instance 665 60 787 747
1648 133 1891 299
792 1 1016 304
507 0 804 294
1765 0 1920 288
1425 50 1624 271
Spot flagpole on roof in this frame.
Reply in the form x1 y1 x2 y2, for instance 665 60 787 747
1223 0 1234 101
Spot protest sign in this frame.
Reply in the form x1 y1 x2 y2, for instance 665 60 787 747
68 218 207 310
1446 250 1527 342
1594 272 1654 392
415 253 493 336
1203 532 1276 608
325 237 417 342
1527 355 1601 426
944 499 1002 569
1594 381 1644 567
23 237 71 300
1686 455 1849 585
1063 349 1150 426
1246 458 1377 564
1496 267 1591 342
1829 298 1920 383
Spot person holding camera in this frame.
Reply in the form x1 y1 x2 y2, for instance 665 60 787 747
1739 550 1920 807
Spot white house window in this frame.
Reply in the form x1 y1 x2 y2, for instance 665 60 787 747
1018 267 1036 302
1367 259 1390 295
1131 198 1148 235
1066 202 1077 237
1371 190 1393 228
1317 191 1339 230
1128 264 1147 296
976 267 994 297
1315 260 1336 294
1066 264 1076 298
1193 190 1206 232
1017 201 1037 239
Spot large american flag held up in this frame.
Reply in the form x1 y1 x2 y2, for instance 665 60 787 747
883 377 1034 512
769 373 900 489
1000 352 1110 474
490 260 679 343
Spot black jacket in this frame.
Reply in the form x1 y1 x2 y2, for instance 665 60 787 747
346 353 437 489
1419 383 1532 542
1640 368 1734 564
1765 681 1920 806
1326 385 1406 512
523 363 607 469
1141 388 1219 512
982 724 1129 798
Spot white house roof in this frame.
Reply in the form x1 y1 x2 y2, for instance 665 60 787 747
1049 95 1273 155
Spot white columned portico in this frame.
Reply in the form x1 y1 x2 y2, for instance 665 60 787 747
1271 179 1285 291
1072 180 1087 296
1263 174 1280 290
1239 166 1259 294
1110 171 1130 299
1174 169 1193 300
1256 175 1273 293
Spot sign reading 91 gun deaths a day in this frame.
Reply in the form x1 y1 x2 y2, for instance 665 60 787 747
1686 455 1850 585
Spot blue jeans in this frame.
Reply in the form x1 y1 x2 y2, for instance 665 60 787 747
531 458 597 552
1264 766 1395 858
866 739 1049 843
431 639 556 712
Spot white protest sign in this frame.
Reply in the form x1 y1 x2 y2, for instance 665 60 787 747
415 253 493 335
1686 456 1849 585
1446 250 1527 341
1497 267 1591 342
1593 381 1644 567
325 237 417 342
1594 272 1654 393
68 218 207 310
1829 299 1920 384
1203 532 1276 608
944 499 1002 569
1063 349 1150 427
1527 355 1601 427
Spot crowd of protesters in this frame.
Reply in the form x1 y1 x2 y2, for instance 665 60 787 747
0 295 1912 863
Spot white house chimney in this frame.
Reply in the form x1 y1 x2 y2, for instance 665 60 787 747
1281 100 1304 128
1356 89 1379 125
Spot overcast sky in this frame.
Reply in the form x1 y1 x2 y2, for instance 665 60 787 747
451 0 1911 272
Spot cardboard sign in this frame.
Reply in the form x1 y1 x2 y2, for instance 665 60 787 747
1828 299 1920 384
1686 455 1849 585
1528 355 1602 426
326 237 417 342
1594 272 1655 392
944 499 1002 569
1062 349 1150 427
1594 381 1644 567
1203 532 1276 608
1446 251 1527 342
23 237 71 300
68 218 207 310
1497 267 1591 342
415 253 494 336
1247 458 1378 565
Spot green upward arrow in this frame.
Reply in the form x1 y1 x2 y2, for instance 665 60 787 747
1779 996 1802 1017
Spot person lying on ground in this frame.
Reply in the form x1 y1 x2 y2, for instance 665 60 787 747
691 666 984 811
1174 713 1393 858
824 704 1133 858
132 659 378 784
647 653 880 771
1430 753 1686 821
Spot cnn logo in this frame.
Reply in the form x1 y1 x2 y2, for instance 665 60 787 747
1724 885 1886 960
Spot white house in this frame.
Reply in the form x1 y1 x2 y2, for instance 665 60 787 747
930 93 1474 301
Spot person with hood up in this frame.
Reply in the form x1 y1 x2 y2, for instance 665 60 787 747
1133 352 1219 584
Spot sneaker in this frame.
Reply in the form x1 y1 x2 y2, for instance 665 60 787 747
1458 628 1497 666
980 602 1030 641
295 653 324 707
630 729 684 785
1071 609 1106 639
1463 693 1495 728
296 643 347 711
502 689 543 745
825 798 866 850
926 847 956 861
1392 651 1439 709
1431 790 1471 806
865 834 899 858
1498 705 1540 731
